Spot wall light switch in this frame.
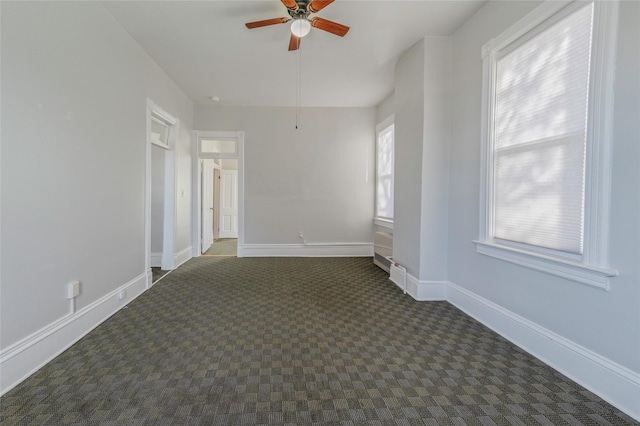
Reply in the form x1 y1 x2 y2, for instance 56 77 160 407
67 280 80 299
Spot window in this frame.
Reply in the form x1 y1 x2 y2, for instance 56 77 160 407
475 0 619 289
149 108 177 150
375 116 394 226
200 138 237 156
197 133 239 159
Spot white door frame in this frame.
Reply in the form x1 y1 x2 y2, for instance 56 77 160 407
200 159 220 253
192 131 244 258
219 169 239 239
145 99 179 285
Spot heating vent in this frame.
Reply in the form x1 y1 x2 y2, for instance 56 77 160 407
373 231 393 273
390 262 407 294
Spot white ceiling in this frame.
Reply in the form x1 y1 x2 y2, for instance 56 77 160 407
102 0 486 107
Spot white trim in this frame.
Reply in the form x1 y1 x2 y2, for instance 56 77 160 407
481 1 569 60
192 131 244 259
238 243 373 258
151 140 171 150
477 0 619 285
198 135 238 159
405 274 447 301
146 99 178 271
150 252 162 267
376 114 394 135
582 0 619 265
174 246 192 269
447 281 640 422
374 218 393 230
148 102 177 127
473 241 617 290
0 271 150 396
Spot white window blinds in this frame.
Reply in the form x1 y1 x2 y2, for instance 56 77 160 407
376 124 394 220
492 3 594 255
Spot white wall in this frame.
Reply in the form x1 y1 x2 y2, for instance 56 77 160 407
220 159 238 171
393 40 425 277
194 106 375 248
393 38 451 282
447 0 640 417
1 1 194 392
376 92 395 124
419 37 451 281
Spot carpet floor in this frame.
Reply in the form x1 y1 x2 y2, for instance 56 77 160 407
204 239 237 256
1 257 636 425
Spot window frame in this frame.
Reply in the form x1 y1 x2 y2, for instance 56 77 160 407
474 0 619 290
149 107 177 151
375 115 395 228
197 134 238 159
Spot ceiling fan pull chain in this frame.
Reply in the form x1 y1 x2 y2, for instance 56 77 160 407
296 46 302 129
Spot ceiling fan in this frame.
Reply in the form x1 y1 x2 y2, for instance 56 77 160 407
245 0 350 51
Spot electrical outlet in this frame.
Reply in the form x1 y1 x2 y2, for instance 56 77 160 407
298 231 304 239
118 291 126 300
67 281 80 299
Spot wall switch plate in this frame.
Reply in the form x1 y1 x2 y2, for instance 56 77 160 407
67 281 80 299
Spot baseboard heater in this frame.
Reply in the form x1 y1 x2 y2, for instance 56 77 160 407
373 231 393 272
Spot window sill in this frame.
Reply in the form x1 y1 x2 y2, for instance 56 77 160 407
151 140 171 150
472 240 617 290
374 218 393 230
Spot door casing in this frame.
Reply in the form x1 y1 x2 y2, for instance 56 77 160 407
192 131 244 258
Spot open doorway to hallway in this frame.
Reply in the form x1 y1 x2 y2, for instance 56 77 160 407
201 158 238 257
192 131 244 259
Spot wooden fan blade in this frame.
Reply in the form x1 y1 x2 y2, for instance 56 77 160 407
288 34 301 51
310 17 349 37
281 0 299 11
308 0 335 13
245 17 290 29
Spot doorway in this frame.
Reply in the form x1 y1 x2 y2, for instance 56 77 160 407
192 131 244 258
145 99 178 286
202 159 238 256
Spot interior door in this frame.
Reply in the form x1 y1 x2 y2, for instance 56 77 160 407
213 168 220 241
219 170 238 238
201 161 214 253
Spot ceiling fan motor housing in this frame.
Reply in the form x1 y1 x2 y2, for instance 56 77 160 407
245 0 348 51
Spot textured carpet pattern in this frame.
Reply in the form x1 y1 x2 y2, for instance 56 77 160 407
150 267 169 283
204 238 237 256
1 257 636 425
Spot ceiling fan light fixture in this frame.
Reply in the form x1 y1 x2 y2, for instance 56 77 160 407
290 19 311 37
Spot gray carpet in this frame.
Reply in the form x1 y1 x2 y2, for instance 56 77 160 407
204 239 237 256
1 257 636 425
151 267 169 283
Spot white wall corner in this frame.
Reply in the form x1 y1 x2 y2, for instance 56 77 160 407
406 274 448 301
174 246 193 269
238 243 373 258
0 272 150 397
446 281 640 422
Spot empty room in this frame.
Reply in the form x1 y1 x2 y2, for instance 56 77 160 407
1 0 639 424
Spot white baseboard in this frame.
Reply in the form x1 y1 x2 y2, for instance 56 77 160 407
447 281 640 422
406 274 447 301
0 271 151 396
174 246 192 268
151 247 191 270
238 243 373 258
150 252 162 267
